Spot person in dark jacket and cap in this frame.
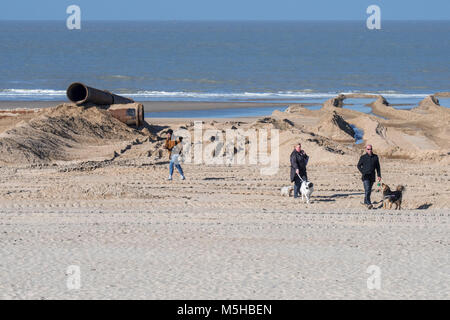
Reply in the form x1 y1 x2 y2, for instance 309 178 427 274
357 144 381 209
290 143 309 198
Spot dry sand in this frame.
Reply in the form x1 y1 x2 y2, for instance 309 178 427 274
0 98 449 299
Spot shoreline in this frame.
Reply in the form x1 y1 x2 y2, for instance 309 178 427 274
0 100 292 112
1 95 449 114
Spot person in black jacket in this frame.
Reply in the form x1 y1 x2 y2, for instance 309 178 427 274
290 143 309 198
357 144 381 208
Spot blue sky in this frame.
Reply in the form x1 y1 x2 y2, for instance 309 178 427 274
1 0 449 20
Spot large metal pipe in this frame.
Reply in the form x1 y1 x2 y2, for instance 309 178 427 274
66 82 134 105
108 104 144 128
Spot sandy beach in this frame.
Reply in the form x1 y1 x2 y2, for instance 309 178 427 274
0 97 449 299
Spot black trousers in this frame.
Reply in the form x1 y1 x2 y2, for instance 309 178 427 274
363 179 374 205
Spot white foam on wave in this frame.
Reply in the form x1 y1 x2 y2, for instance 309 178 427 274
382 93 429 99
0 88 433 100
0 89 66 96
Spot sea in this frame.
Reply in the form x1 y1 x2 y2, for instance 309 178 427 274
0 20 449 117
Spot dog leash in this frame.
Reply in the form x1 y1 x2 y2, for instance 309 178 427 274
296 173 305 182
377 179 384 204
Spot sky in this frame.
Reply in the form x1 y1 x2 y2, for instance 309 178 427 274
1 0 449 21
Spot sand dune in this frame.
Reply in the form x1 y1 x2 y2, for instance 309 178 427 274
279 95 450 162
0 104 143 164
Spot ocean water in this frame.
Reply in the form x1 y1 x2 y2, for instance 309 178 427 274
0 20 449 108
342 98 376 113
437 97 450 108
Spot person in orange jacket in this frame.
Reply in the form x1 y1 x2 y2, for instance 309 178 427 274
164 129 185 181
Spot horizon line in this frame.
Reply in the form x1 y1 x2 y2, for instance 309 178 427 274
1 19 450 22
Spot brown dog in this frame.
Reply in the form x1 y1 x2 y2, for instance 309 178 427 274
382 183 405 209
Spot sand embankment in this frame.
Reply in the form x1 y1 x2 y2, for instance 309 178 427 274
434 91 450 98
0 104 144 165
277 94 450 162
1 98 449 165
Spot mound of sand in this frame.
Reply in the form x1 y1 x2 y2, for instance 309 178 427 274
314 111 355 143
267 94 450 163
248 114 359 165
0 104 142 165
414 95 450 116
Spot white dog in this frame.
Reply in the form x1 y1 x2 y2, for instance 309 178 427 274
280 186 294 197
281 181 314 203
300 181 314 203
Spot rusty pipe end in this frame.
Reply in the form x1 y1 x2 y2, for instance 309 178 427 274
67 82 89 105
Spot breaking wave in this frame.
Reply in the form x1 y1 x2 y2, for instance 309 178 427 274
0 88 430 101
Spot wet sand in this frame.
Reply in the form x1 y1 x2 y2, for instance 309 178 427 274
0 100 289 112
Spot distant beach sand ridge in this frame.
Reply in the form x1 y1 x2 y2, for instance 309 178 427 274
0 93 449 165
